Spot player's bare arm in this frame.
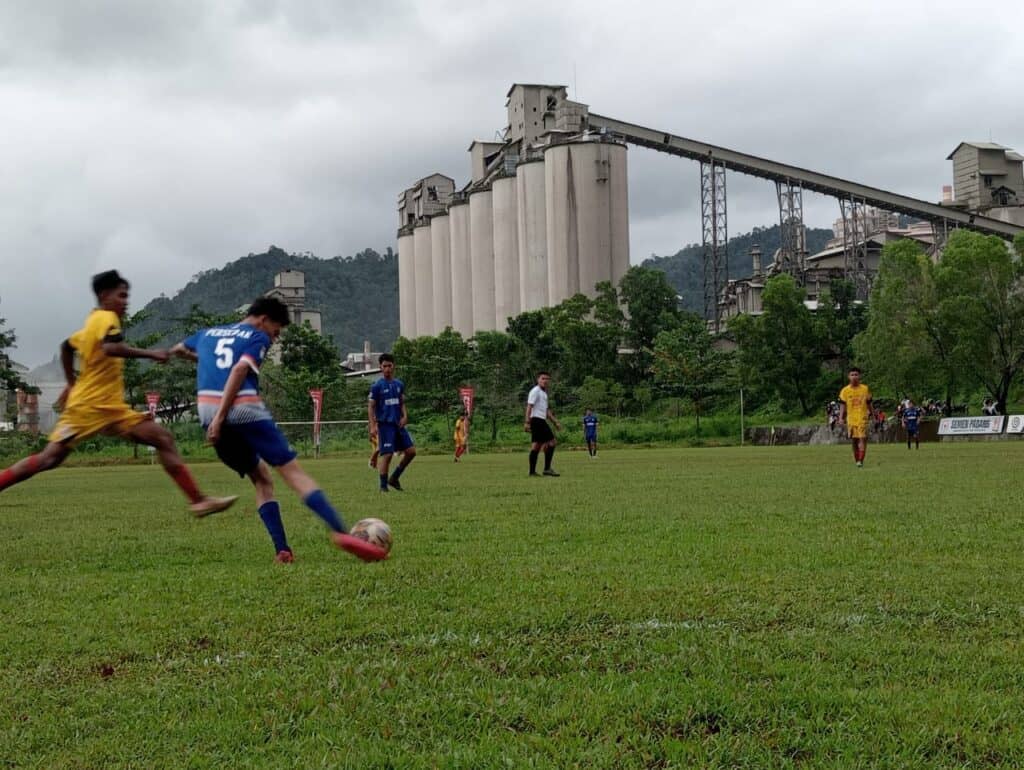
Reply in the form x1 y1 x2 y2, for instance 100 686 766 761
398 395 408 428
547 407 562 431
168 342 198 362
101 339 169 363
367 398 378 439
524 403 533 431
206 359 250 444
54 338 77 411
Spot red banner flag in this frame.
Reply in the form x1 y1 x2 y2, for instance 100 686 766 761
459 386 474 418
145 391 160 418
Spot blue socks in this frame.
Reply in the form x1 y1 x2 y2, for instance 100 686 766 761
379 473 389 490
258 501 290 553
302 489 346 533
391 462 407 481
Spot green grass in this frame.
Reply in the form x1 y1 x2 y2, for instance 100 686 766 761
3 443 1024 768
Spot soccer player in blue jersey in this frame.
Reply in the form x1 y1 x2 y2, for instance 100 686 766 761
582 408 599 458
170 297 387 563
368 353 416 492
902 399 922 450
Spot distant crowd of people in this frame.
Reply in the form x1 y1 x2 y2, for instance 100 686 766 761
826 395 1000 437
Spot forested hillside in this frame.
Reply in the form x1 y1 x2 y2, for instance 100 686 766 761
642 225 834 315
129 246 398 353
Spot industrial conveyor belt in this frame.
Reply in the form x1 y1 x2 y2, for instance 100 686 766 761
587 113 1024 240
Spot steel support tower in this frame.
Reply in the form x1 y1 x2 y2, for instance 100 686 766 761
840 196 870 300
776 179 805 280
701 159 728 331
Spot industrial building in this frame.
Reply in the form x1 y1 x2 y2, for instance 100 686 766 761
397 84 630 338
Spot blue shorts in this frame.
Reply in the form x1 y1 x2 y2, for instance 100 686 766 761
377 424 414 455
212 420 298 477
585 432 598 442
906 425 919 435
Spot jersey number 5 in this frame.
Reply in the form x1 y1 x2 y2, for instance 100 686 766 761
214 338 235 369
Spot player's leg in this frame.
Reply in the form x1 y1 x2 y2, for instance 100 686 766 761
0 440 72 492
388 432 415 490
376 424 397 491
126 419 237 516
528 439 541 476
247 461 292 563
543 434 558 476
858 437 867 465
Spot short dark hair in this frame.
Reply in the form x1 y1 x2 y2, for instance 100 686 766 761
849 366 862 374
92 270 129 298
537 370 550 378
379 353 395 365
246 296 291 326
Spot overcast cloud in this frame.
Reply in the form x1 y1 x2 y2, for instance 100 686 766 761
2 0 1022 366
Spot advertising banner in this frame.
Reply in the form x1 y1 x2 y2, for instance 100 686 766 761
145 391 160 418
1005 415 1024 434
459 386 475 418
938 416 1004 435
309 388 324 453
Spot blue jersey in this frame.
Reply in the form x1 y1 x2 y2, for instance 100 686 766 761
903 406 921 431
369 377 405 425
184 323 274 425
583 414 599 436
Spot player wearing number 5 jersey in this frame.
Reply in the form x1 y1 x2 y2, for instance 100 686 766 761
171 297 387 563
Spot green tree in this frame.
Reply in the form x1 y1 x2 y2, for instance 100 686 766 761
652 314 734 430
618 267 682 382
731 274 821 415
392 330 473 417
471 331 525 440
934 230 1024 413
855 239 953 402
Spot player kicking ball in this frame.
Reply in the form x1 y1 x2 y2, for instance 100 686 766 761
0 270 237 517
170 297 387 563
838 366 873 467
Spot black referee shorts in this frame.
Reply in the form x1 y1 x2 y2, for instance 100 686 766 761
530 417 554 443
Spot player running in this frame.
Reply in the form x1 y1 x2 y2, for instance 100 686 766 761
368 353 416 492
0 270 237 516
838 367 874 467
170 296 386 563
582 408 599 458
525 371 562 477
453 411 468 462
902 399 922 450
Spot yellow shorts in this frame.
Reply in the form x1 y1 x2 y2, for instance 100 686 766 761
50 403 148 447
847 423 868 439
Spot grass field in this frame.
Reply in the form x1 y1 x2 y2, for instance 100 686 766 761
4 442 1024 768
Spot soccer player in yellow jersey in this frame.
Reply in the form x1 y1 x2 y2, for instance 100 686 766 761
838 366 874 467
453 412 468 462
0 270 237 516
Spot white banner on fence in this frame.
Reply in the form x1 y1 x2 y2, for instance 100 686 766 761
938 416 1005 435
1005 415 1024 434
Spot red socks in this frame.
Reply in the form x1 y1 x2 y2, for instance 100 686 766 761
166 464 203 503
0 454 41 492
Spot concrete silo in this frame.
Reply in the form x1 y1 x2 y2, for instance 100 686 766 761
430 213 452 332
413 221 434 335
397 228 417 338
448 200 473 337
491 175 520 330
469 187 496 332
544 138 629 306
515 158 548 312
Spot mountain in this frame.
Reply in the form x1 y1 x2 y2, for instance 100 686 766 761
129 246 398 353
642 224 835 315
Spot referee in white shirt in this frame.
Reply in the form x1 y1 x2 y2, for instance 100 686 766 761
525 371 562 477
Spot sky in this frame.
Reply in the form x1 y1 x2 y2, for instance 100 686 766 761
2 0 1023 367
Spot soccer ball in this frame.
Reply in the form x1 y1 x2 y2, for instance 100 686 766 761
349 518 393 555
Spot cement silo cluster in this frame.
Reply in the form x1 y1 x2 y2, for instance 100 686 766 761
397 84 630 339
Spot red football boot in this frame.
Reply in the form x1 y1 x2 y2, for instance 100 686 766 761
332 532 388 562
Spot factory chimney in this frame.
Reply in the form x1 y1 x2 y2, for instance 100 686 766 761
751 244 763 277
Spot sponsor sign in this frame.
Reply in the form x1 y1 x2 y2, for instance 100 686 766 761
1006 415 1024 434
938 416 1004 435
145 391 160 417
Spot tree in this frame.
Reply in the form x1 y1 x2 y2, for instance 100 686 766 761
392 330 473 417
652 314 734 430
854 239 953 402
618 267 682 382
933 230 1024 413
731 274 821 415
471 331 525 441
0 301 27 394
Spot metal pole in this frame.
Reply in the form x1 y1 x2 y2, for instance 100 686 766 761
740 388 745 446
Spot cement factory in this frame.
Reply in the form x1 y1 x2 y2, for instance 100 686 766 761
399 84 1024 337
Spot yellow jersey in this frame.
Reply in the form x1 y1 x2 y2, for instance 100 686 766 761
454 417 466 444
66 309 128 409
839 383 872 426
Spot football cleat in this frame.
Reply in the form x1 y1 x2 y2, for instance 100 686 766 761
332 532 389 562
274 549 294 564
190 495 239 518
